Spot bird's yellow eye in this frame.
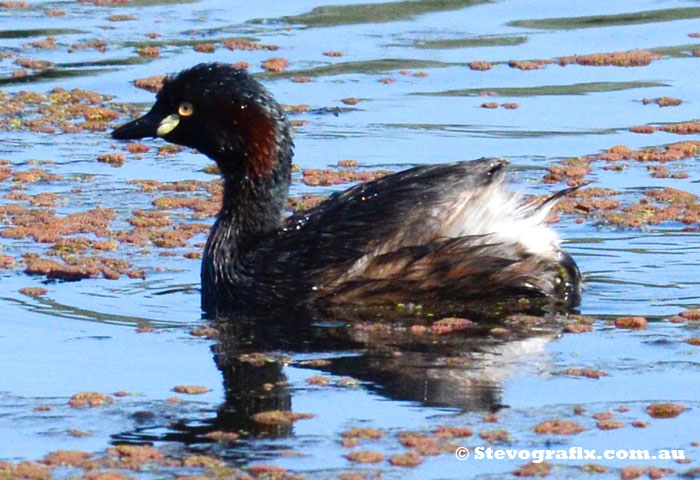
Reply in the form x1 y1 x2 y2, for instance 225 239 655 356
178 102 194 117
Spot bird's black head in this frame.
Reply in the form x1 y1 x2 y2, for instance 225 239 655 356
112 63 293 179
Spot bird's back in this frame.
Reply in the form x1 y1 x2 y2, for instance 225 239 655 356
242 158 580 313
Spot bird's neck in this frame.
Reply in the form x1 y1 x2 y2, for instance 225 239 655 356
201 161 291 310
218 172 290 247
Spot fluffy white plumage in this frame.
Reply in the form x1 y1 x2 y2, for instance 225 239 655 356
439 179 561 260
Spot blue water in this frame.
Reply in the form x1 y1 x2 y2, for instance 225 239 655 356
1 0 700 478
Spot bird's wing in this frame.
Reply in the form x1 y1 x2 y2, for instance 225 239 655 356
280 157 505 257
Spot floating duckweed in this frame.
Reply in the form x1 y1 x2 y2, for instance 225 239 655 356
532 419 586 435
345 450 384 464
193 43 216 53
247 465 288 478
642 96 682 107
620 466 644 480
41 450 92 467
614 316 647 329
513 461 552 477
562 368 607 379
205 431 240 442
222 38 278 51
172 385 211 395
252 410 315 425
69 40 107 53
341 428 384 440
479 429 510 442
558 50 661 67
1 1 29 8
596 419 625 430
389 452 423 467
469 61 492 71
508 59 549 70
133 75 166 93
646 403 685 418
302 168 391 186
97 153 125 167
433 426 473 438
68 392 115 408
137 46 160 58
261 58 289 73
19 287 48 297
306 375 331 385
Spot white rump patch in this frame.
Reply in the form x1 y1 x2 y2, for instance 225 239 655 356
438 178 560 259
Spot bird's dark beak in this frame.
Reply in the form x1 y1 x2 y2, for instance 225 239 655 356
112 109 168 140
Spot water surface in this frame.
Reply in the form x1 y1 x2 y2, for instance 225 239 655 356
1 0 700 478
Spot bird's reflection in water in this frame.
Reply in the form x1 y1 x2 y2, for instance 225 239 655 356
113 303 572 454
215 306 564 435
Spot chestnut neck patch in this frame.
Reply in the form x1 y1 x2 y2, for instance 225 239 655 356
229 101 279 179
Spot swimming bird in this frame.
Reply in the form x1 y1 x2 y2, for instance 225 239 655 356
112 63 580 317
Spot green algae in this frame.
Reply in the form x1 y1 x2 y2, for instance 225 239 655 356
508 7 700 30
273 0 490 27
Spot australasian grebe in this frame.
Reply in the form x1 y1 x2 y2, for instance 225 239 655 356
112 63 581 316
